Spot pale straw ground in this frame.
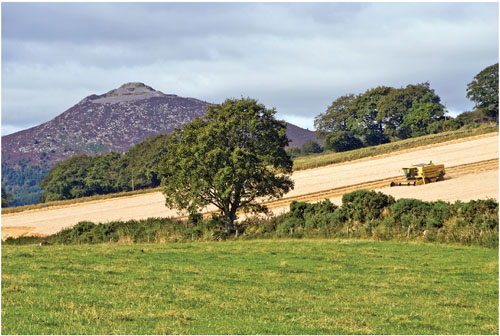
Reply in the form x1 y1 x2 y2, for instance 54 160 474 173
2 133 498 239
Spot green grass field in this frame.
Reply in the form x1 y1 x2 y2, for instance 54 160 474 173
2 240 498 334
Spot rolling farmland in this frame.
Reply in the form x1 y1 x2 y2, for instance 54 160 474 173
2 132 498 240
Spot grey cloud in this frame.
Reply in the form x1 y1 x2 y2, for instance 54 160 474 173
1 2 498 135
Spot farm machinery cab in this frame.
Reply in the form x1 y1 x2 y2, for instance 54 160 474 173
390 162 446 187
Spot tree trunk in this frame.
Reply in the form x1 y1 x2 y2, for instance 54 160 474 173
223 205 237 234
224 214 234 233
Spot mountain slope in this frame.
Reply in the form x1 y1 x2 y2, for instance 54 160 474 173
2 83 209 167
2 82 317 205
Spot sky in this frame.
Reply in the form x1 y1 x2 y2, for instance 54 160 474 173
1 2 499 135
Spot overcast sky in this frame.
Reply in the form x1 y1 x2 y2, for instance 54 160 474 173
2 2 499 135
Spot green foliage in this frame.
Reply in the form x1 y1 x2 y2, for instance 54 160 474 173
38 134 174 202
159 97 294 232
315 82 448 148
39 154 94 202
400 91 445 138
390 198 431 229
285 146 301 158
348 86 392 146
300 139 322 154
341 189 395 222
314 93 355 137
1 186 13 208
126 133 175 190
1 161 49 206
456 110 494 126
467 63 499 121
84 152 128 194
323 131 363 152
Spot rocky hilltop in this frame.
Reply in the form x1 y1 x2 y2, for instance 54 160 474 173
2 83 209 166
2 82 317 205
3 82 316 167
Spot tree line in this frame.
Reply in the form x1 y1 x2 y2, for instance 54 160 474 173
315 82 446 150
7 189 498 248
39 133 174 202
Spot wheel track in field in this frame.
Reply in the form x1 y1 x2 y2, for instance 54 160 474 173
185 158 498 219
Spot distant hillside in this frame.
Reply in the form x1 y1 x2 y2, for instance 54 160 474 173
2 82 317 206
2 83 208 167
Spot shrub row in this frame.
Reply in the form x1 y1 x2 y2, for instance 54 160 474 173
5 190 498 248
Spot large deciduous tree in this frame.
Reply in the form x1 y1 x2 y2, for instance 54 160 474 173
466 63 499 122
314 94 355 137
315 82 446 149
348 86 392 146
159 98 294 232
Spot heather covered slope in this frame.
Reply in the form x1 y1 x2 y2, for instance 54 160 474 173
1 83 208 166
2 82 316 167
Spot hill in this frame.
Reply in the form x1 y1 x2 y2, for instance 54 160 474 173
2 83 317 205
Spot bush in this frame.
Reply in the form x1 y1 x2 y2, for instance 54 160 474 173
324 131 364 152
457 199 498 222
301 140 323 154
390 198 431 230
277 217 304 237
342 189 395 223
426 201 453 229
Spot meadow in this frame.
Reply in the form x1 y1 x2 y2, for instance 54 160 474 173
2 240 498 335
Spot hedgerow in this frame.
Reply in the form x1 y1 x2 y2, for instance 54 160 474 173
4 190 498 247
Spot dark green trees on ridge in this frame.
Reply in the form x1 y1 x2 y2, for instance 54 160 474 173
39 134 174 202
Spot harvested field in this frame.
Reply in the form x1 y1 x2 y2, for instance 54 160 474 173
2 133 498 240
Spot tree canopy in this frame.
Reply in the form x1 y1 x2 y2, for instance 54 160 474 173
466 63 499 122
159 98 294 232
315 82 446 151
1 186 13 208
39 134 174 202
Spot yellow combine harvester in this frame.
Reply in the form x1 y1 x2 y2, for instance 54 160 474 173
390 162 446 187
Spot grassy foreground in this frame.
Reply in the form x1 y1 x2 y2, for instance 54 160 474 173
2 240 498 335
